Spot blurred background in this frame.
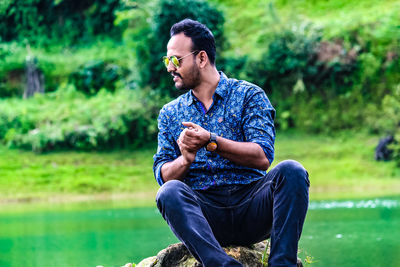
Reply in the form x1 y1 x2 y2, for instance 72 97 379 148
0 0 399 266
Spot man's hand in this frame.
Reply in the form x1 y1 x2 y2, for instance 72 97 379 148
180 122 210 151
177 122 210 164
177 128 197 165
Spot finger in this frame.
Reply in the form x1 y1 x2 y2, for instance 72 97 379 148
182 122 197 129
185 129 200 137
183 145 197 153
179 129 187 140
179 141 194 152
180 135 200 148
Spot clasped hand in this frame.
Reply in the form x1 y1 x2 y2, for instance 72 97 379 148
177 122 210 164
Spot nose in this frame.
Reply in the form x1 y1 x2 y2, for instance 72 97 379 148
166 61 176 73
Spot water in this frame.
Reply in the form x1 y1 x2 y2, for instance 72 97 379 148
0 198 399 267
299 198 400 267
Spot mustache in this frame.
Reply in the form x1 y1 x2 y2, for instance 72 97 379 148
172 72 182 78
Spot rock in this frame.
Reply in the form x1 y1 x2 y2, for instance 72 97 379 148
135 256 157 267
375 135 394 161
135 241 303 267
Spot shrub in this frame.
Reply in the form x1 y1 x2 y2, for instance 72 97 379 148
232 20 359 131
0 86 166 152
365 83 400 165
69 60 129 95
0 0 121 45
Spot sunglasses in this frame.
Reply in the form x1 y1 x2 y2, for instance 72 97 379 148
163 51 198 68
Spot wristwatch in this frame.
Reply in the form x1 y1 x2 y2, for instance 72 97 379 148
206 132 218 152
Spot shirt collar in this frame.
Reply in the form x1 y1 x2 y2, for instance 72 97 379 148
187 71 229 106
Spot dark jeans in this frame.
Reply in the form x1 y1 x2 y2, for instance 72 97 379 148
156 160 310 267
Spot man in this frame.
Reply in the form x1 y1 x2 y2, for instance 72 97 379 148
153 19 310 267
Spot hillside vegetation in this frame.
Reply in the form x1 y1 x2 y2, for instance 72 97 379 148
0 0 400 178
212 0 400 56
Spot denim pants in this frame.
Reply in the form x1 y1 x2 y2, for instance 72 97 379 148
156 160 310 267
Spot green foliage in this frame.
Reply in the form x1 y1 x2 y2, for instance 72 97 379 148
69 60 129 95
221 16 359 131
367 84 400 166
245 21 324 96
0 0 399 161
0 42 8 59
130 0 225 96
0 87 166 152
0 40 135 98
261 239 270 266
0 0 121 45
304 254 316 266
218 1 400 134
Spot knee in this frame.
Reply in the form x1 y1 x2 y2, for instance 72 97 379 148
156 180 188 207
274 160 310 189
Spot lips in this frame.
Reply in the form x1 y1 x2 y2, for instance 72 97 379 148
172 73 181 82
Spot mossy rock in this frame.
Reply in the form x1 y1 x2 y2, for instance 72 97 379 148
134 241 303 267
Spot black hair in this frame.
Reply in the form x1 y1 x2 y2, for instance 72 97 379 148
170 19 216 65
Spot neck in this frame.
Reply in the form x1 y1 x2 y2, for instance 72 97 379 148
192 66 220 110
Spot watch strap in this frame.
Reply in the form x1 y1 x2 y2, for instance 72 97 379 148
206 132 218 152
210 132 217 143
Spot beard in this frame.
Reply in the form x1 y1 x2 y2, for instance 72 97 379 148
173 63 201 91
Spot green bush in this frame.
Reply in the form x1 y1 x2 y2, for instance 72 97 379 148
0 40 136 98
0 0 121 45
367 82 400 137
368 84 400 165
216 2 400 133
223 20 359 131
219 3 399 133
0 86 166 152
69 60 129 95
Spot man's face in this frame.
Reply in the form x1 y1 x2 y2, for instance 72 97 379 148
166 33 200 90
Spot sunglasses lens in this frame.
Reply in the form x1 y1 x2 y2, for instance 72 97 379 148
163 57 169 68
171 56 179 67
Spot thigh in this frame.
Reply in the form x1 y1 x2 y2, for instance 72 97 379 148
230 175 274 246
193 189 235 246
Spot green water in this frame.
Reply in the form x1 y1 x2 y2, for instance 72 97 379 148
0 198 399 267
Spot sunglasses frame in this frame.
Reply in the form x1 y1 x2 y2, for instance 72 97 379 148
163 51 199 68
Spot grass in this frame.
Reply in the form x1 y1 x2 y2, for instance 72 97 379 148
274 131 400 200
1 131 399 205
0 145 158 203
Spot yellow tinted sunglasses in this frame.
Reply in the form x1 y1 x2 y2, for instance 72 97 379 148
163 51 198 68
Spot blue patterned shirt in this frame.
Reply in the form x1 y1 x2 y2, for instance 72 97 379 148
153 72 275 190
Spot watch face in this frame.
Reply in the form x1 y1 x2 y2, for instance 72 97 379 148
206 141 217 152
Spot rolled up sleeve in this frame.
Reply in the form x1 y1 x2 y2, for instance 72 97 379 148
242 90 276 165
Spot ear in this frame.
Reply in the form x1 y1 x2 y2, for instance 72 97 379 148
197 51 208 68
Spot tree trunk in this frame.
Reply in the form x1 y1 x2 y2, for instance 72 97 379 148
24 57 44 98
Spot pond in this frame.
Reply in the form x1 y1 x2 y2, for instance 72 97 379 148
0 197 399 267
